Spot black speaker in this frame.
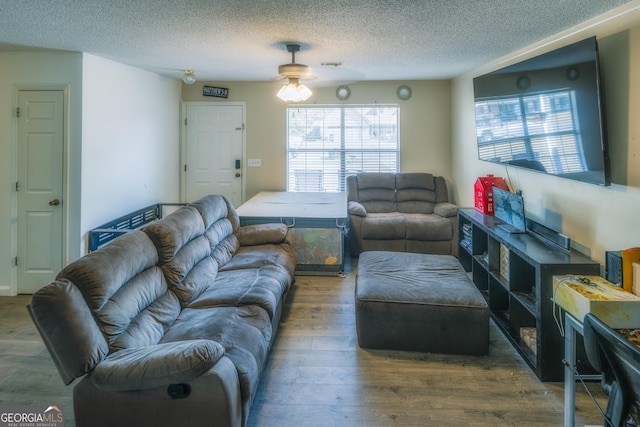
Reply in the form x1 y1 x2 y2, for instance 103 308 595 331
606 250 623 286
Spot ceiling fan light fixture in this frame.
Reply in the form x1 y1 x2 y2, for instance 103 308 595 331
182 69 196 85
277 78 312 102
276 43 313 102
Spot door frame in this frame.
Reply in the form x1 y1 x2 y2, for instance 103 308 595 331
180 101 247 204
9 85 70 296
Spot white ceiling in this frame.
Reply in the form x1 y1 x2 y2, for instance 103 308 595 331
0 0 635 85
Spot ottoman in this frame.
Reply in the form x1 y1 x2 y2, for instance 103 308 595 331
355 251 489 355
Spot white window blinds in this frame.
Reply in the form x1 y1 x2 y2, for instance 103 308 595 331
286 104 400 192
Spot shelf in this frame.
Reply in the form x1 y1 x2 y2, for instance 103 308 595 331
473 254 489 269
457 208 600 381
491 311 511 335
512 291 536 315
489 270 508 291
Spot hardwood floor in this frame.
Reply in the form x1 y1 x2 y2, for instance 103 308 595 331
0 257 607 426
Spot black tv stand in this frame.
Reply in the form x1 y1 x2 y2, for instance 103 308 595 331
458 208 599 381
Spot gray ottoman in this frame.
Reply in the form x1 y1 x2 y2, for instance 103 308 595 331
355 251 489 355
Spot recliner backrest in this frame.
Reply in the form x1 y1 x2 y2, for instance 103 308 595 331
56 230 178 352
348 173 396 213
143 204 215 307
28 230 179 384
347 172 449 214
396 173 437 214
189 194 240 268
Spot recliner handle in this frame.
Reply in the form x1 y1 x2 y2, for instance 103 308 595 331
167 383 191 399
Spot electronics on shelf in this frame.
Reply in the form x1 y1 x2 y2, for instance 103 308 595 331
492 186 526 234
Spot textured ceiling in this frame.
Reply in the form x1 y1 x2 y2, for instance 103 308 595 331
0 0 636 85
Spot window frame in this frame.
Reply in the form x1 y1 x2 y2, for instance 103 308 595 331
286 104 400 192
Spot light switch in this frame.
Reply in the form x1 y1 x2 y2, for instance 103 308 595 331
248 159 262 167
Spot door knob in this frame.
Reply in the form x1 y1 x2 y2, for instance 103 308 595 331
235 173 241 178
49 199 60 206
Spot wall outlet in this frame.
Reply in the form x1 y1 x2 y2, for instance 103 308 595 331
248 159 262 167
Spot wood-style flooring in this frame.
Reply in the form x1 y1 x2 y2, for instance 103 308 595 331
0 257 607 426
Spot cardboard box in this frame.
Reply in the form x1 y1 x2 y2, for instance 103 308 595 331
633 262 640 297
474 174 508 215
499 243 509 279
552 275 640 328
520 327 537 356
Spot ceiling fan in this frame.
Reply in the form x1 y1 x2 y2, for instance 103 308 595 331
276 43 314 102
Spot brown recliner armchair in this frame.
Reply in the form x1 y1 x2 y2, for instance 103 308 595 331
346 172 458 256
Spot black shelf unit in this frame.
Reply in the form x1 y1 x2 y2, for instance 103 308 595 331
458 208 600 381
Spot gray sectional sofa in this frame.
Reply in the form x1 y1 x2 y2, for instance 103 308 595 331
346 172 458 256
28 194 296 427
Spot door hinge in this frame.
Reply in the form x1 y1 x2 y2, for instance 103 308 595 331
16 107 20 118
184 118 187 126
184 164 187 172
242 123 245 130
15 181 19 192
14 256 18 267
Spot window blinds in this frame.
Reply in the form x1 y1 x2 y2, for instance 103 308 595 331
286 104 400 192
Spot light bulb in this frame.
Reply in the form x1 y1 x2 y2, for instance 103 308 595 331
182 70 196 85
276 79 312 102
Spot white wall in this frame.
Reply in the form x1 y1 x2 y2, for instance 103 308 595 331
0 51 83 295
0 51 181 294
182 80 452 201
451 2 640 266
81 54 182 253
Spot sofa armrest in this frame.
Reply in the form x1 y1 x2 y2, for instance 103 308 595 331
237 223 287 246
434 202 458 218
90 339 225 392
348 201 367 217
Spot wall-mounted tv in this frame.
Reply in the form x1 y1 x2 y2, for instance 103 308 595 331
473 36 610 186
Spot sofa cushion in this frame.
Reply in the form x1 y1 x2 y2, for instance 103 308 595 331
189 194 229 230
28 279 110 385
144 206 206 264
395 173 435 192
57 230 181 352
91 339 225 392
221 244 296 277
405 213 453 241
100 268 181 351
170 256 219 307
161 235 211 287
161 305 272 416
348 201 367 217
356 173 397 213
236 223 287 246
396 173 437 214
189 267 291 321
434 202 458 218
58 230 158 309
361 213 406 239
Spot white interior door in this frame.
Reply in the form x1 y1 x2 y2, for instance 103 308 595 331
17 90 65 294
185 104 244 206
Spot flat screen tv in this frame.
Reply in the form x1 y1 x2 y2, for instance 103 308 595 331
473 36 610 186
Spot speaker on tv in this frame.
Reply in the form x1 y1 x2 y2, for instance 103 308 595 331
605 250 622 286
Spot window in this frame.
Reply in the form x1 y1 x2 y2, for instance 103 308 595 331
287 104 400 192
476 90 586 174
